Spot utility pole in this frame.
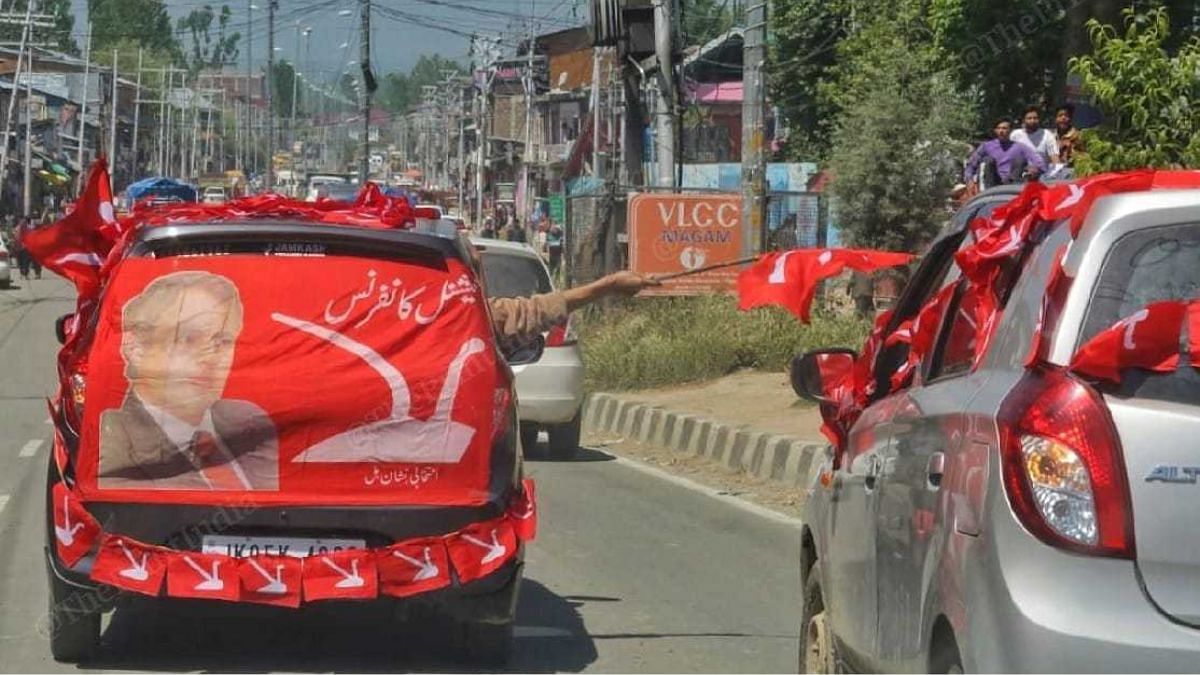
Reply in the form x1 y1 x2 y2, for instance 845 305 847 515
108 49 118 171
245 0 253 177
23 11 34 218
591 46 602 178
740 1 768 257
76 24 92 193
266 0 277 191
358 0 372 183
0 0 34 204
652 0 676 188
156 69 167 174
131 48 142 179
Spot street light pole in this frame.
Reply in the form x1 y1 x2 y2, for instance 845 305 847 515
266 0 277 191
358 0 372 183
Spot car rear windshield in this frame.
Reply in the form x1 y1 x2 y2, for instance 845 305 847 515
1081 222 1200 405
479 252 551 298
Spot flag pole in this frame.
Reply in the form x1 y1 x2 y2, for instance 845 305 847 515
651 256 759 281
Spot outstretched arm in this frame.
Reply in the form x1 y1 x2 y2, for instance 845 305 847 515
488 271 661 346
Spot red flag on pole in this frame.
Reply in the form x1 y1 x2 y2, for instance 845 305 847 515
737 248 913 323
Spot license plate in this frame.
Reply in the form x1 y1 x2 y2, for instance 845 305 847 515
201 535 366 559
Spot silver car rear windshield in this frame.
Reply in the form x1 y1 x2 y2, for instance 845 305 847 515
1081 222 1200 405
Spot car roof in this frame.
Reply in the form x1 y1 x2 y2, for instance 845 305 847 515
470 237 539 258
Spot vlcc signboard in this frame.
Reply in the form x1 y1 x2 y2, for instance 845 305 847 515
628 193 744 295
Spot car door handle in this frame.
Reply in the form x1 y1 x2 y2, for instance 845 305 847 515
927 452 946 489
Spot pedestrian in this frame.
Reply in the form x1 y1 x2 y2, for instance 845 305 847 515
507 218 527 243
480 216 496 239
1010 105 1059 168
15 217 40 280
545 222 564 275
1054 103 1082 169
963 118 1047 188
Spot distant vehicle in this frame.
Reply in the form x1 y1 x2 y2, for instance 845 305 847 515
201 186 226 204
416 204 445 219
795 183 1200 673
472 237 584 456
0 237 11 288
314 183 360 203
305 174 353 202
444 213 467 231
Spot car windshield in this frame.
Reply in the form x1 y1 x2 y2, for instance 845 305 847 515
1081 222 1200 405
319 185 359 202
479 252 551 298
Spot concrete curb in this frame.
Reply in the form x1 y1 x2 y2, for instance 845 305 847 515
583 392 830 490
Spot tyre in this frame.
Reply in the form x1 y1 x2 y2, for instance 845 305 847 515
800 564 837 674
547 410 581 458
520 422 540 456
0 279 10 289
457 619 514 668
45 567 100 663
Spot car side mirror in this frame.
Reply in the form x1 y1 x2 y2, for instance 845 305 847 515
55 313 74 345
504 335 545 366
790 349 858 404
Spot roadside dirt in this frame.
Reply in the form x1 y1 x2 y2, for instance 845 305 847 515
616 368 825 442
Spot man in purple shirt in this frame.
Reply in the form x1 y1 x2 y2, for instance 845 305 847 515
964 118 1047 187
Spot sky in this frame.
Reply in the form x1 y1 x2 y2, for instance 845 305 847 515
67 0 584 83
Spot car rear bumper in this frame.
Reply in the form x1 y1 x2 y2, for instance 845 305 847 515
964 493 1200 672
0 261 11 280
513 346 584 425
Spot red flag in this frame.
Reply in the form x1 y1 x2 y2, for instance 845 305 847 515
447 519 517 584
21 159 117 296
50 482 100 567
508 478 538 542
892 284 956 390
737 248 913 323
1190 301 1200 369
377 538 452 598
1070 300 1187 383
166 551 241 602
1025 246 1070 368
302 549 378 602
238 555 303 607
90 534 167 596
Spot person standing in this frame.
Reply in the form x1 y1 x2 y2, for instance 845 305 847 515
545 222 564 275
1054 104 1082 169
15 217 40 280
964 119 1047 187
1010 106 1059 167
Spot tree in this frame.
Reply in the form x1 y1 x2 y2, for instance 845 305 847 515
89 0 178 56
0 0 77 54
681 0 741 46
177 4 241 75
1069 7 1200 174
377 54 463 114
769 0 849 160
271 60 300 118
827 12 978 251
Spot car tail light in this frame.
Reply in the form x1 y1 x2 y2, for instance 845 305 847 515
997 367 1134 558
546 315 577 347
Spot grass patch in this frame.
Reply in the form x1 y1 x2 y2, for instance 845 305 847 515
576 295 871 392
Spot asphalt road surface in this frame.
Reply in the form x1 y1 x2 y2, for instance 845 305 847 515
0 277 801 673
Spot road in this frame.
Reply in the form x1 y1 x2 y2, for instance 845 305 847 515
0 278 801 673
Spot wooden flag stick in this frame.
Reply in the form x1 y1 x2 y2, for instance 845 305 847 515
651 256 760 281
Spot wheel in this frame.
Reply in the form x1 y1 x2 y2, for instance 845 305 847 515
929 627 963 674
456 620 514 668
547 410 581 458
0 279 10 289
800 564 837 673
45 567 100 662
520 422 540 456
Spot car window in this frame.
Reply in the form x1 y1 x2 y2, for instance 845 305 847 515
479 252 552 298
1080 223 1200 405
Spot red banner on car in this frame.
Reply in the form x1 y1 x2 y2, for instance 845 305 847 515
238 555 303 607
50 482 100 567
377 538 452 598
166 551 241 602
1070 300 1188 383
91 534 167 596
302 549 379 602
447 519 517 584
74 254 506 507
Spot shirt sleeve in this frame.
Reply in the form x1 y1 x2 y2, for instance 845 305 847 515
1022 142 1048 172
964 143 985 183
488 292 569 348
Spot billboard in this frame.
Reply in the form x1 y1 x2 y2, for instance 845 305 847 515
628 193 744 295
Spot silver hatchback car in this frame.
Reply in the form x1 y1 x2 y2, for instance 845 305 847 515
796 184 1200 672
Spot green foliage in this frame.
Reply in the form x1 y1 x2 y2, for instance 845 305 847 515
681 0 742 46
0 0 76 54
768 0 849 160
575 296 870 392
270 60 300 118
378 54 464 114
1069 7 1200 174
826 11 977 251
177 4 240 76
89 0 177 57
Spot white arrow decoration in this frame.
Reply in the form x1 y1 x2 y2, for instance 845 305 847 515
54 494 84 546
392 547 440 581
320 556 366 589
246 558 288 594
1059 184 1085 210
462 530 506 565
117 539 150 582
182 555 225 592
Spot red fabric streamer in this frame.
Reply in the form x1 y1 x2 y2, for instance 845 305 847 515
302 549 379 602
446 519 518 584
1024 246 1070 368
377 538 453 598
737 248 914 323
891 284 957 390
238 555 303 607
1069 300 1188 383
1189 302 1200 369
50 482 100 567
508 478 538 542
166 551 242 602
91 534 167 596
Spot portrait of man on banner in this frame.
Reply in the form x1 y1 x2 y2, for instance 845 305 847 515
98 271 279 490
